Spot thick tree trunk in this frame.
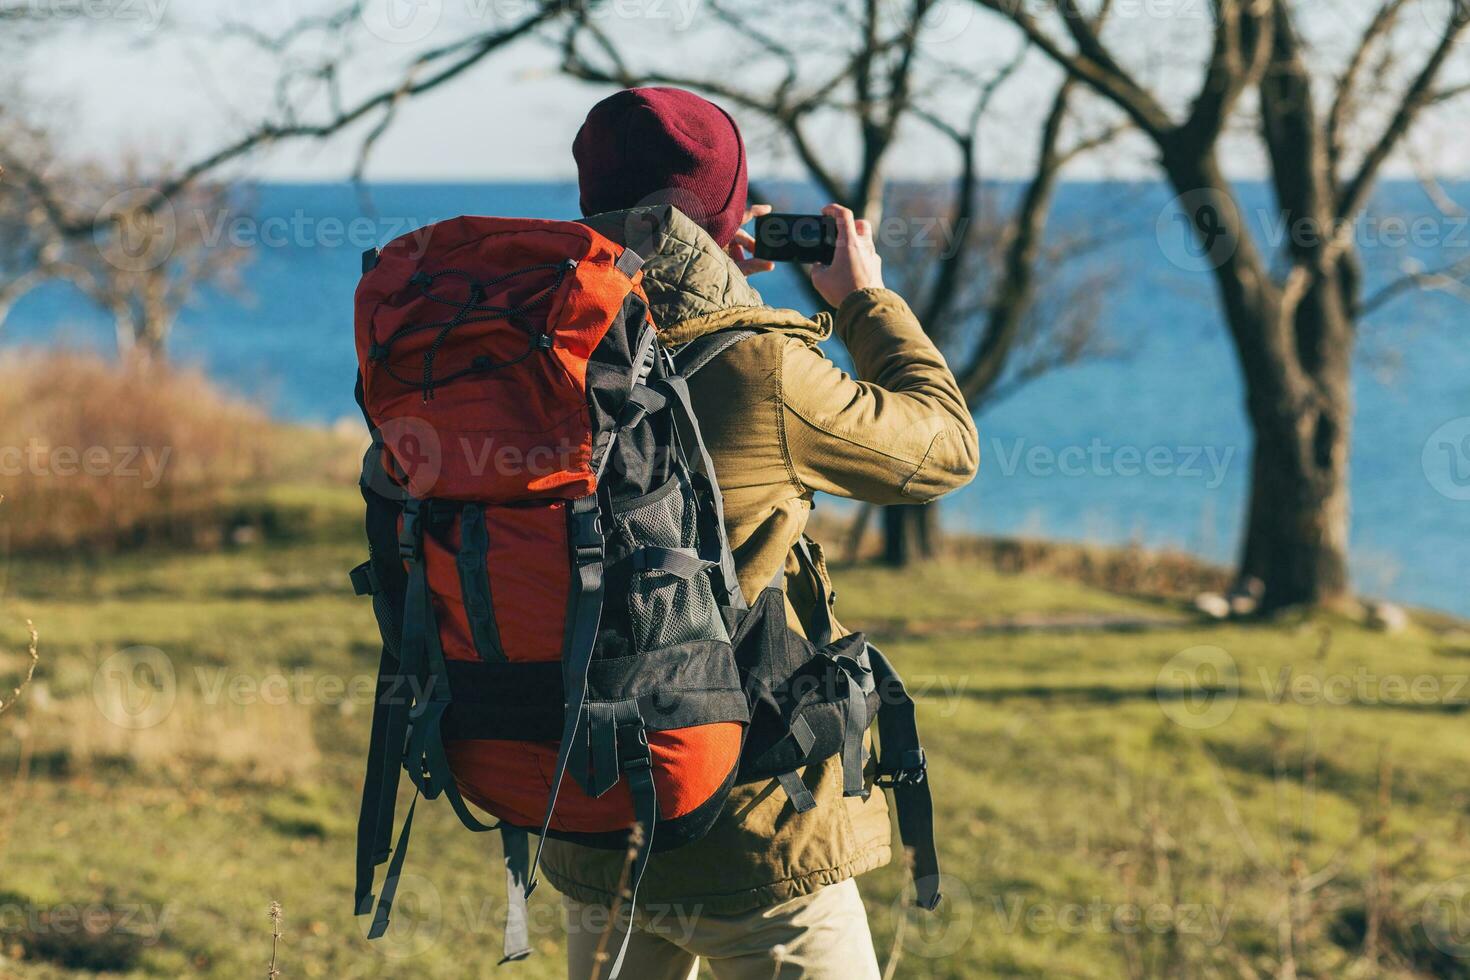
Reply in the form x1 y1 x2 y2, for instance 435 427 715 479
881 503 939 566
1160 147 1355 613
1237 281 1354 612
1238 402 1351 611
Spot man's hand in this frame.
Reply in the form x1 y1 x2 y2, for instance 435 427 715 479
726 204 776 277
809 203 883 307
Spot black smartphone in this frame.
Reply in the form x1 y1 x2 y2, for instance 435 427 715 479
752 213 838 265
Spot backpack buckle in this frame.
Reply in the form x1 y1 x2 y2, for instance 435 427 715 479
349 561 381 596
875 748 927 788
616 722 651 773
399 500 423 561
569 502 603 565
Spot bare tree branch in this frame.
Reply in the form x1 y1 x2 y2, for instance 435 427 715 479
1179 0 1275 149
216 3 365 54
1336 4 1470 222
1326 0 1409 181
1361 254 1470 315
1255 0 1337 354
976 0 1173 139
1429 80 1470 104
910 43 1030 328
956 76 1078 402
8 0 566 240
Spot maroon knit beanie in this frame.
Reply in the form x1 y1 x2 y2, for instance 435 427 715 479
573 87 748 248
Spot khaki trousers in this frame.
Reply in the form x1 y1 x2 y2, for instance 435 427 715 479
564 879 882 980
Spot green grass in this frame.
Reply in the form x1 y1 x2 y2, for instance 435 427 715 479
2 486 1468 978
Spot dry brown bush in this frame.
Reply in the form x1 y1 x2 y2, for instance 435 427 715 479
0 350 356 552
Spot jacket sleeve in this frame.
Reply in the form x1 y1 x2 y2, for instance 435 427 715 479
778 287 979 504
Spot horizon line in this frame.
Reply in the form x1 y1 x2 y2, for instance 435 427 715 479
239 175 1470 186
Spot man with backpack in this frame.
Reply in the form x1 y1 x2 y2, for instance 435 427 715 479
546 86 980 979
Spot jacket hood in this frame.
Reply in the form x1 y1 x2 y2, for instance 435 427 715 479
580 205 830 348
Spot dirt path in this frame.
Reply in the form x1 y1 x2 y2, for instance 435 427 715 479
863 610 1197 639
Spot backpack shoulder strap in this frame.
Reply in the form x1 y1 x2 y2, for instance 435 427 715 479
671 328 759 378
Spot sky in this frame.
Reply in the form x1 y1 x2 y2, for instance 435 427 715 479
11 0 1470 183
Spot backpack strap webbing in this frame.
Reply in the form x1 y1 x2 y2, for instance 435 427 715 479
353 487 408 922
651 374 747 611
457 503 507 663
823 638 873 800
363 497 500 943
528 493 607 890
868 644 942 911
351 386 527 960
352 390 414 928
790 538 872 796
671 328 758 378
499 826 532 963
399 499 498 832
615 247 644 277
791 536 835 647
744 673 818 813
602 701 659 978
787 539 942 908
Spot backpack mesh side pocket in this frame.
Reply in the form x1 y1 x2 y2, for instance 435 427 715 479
615 474 730 652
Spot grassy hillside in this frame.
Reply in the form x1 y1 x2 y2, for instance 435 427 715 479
1 485 1468 979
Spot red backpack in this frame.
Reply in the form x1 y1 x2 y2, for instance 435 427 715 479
349 212 941 974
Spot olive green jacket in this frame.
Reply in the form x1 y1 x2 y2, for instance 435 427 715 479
542 206 979 913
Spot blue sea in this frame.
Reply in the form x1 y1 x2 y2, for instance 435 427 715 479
7 181 1468 615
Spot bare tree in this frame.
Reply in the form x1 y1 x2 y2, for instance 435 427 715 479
0 106 247 360
83 179 248 361
0 1 571 355
974 0 1470 611
560 0 1121 564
